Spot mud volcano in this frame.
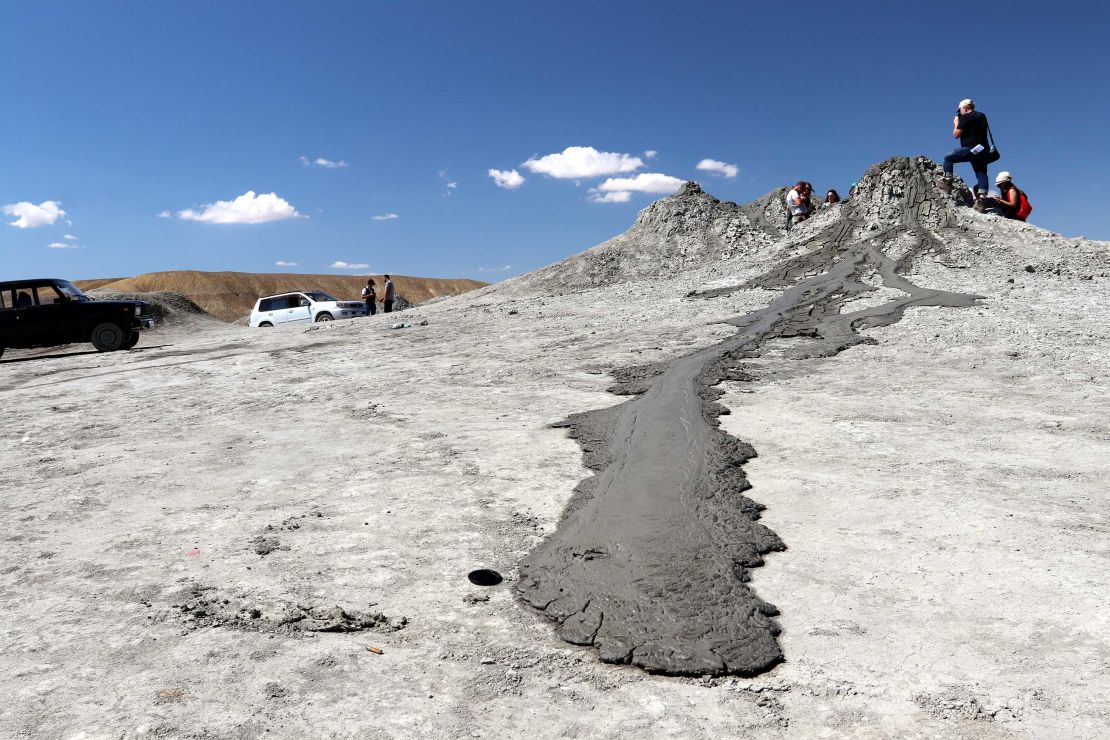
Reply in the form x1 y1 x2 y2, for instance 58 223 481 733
517 156 983 676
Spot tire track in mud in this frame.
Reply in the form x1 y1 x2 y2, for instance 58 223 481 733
518 157 984 676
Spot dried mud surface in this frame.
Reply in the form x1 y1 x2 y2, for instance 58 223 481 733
2 157 1109 737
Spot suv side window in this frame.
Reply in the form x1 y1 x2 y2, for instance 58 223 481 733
259 297 274 312
34 285 64 306
0 290 9 310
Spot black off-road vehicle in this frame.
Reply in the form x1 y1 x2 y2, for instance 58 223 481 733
0 278 154 358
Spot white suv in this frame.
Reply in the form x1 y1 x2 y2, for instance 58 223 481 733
249 291 366 327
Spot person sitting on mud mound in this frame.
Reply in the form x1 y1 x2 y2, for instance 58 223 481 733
825 189 841 204
940 98 991 199
786 181 813 224
981 171 1033 221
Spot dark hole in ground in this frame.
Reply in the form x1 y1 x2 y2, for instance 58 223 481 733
468 569 503 586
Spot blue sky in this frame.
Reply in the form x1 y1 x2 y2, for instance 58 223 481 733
3 1 1107 282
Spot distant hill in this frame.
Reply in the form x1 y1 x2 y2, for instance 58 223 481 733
77 278 128 291
75 270 486 322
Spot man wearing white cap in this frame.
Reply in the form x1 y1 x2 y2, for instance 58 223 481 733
940 98 991 198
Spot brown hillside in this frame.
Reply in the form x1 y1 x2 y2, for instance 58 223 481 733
75 270 486 322
76 278 127 291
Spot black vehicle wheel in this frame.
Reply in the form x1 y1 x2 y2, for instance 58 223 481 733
258 322 273 328
90 322 127 352
123 331 140 350
315 313 333 322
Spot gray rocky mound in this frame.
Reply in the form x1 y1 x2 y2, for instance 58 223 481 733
503 182 791 294
516 155 1059 677
88 289 210 325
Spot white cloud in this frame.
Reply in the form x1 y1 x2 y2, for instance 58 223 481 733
331 261 369 270
522 146 643 179
594 172 686 194
477 264 513 273
178 191 302 224
588 191 633 204
488 168 525 189
588 172 686 204
275 260 298 267
3 200 65 229
438 170 457 195
644 150 658 159
300 155 349 169
371 212 399 221
696 158 739 178
157 210 172 218
47 241 81 249
63 233 77 240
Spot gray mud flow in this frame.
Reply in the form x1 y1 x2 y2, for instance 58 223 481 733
517 157 983 676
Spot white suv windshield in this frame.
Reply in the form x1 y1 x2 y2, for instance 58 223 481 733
304 291 337 302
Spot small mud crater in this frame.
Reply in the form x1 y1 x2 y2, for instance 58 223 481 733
468 569 504 586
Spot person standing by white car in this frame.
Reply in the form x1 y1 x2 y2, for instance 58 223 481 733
361 279 377 316
382 275 395 313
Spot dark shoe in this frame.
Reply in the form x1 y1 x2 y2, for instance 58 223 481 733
937 177 953 193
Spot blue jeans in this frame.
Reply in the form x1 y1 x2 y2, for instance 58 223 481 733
943 147 989 193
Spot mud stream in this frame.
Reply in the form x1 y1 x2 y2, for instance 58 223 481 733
518 159 983 676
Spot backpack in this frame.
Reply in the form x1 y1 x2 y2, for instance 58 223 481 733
1015 189 1033 221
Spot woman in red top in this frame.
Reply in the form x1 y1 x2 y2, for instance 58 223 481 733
991 172 1030 221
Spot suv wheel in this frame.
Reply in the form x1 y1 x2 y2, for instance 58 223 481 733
258 322 273 328
123 331 140 350
90 322 127 352
315 313 333 322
